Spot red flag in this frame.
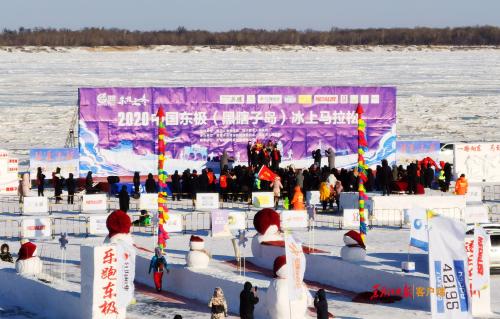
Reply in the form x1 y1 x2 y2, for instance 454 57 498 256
257 165 278 182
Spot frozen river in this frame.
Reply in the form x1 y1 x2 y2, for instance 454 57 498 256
0 46 499 162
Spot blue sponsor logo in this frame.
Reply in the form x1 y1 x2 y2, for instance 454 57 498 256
434 260 444 313
453 260 469 312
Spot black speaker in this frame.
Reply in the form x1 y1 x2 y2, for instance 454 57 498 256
107 176 120 184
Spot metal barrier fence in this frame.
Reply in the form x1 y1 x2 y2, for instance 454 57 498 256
0 219 21 239
483 185 500 201
370 208 405 228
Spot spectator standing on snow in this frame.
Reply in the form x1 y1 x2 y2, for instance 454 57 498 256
171 170 181 201
407 163 417 195
319 181 331 212
219 169 230 202
118 185 130 212
270 176 283 209
239 281 259 319
314 289 328 319
145 173 157 193
438 170 447 192
18 172 30 204
379 159 393 196
66 173 76 204
133 172 141 197
424 164 434 188
36 167 45 197
52 167 64 204
85 171 94 194
208 287 228 319
455 174 468 195
443 162 452 191
148 247 169 292
291 185 305 210
190 170 200 206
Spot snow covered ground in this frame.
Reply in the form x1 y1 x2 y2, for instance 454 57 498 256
0 193 499 318
0 46 499 166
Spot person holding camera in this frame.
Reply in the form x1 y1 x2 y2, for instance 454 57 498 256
314 289 328 319
239 281 259 319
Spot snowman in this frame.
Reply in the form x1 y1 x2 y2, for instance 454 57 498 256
104 210 136 305
251 208 283 259
340 230 366 262
264 255 311 319
186 235 210 268
15 238 42 276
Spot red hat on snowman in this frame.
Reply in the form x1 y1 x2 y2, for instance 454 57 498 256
106 210 132 238
253 208 281 235
18 239 37 260
190 235 205 250
343 230 366 249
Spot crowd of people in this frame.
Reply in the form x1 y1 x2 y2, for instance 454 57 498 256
30 154 463 215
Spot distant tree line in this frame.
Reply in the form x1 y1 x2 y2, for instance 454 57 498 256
1 26 500 46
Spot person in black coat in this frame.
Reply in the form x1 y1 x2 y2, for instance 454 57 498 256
313 149 322 167
314 289 328 319
199 169 209 193
133 171 141 195
239 281 259 319
443 162 452 191
190 170 199 206
407 163 418 195
36 167 45 197
424 164 434 188
66 173 76 204
379 159 393 196
118 185 130 212
53 167 64 204
145 173 157 193
171 170 181 201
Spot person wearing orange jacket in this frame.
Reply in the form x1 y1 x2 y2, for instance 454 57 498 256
455 174 468 195
290 185 305 210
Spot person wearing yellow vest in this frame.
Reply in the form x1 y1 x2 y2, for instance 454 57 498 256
319 181 331 212
438 170 446 192
454 174 468 195
290 185 305 210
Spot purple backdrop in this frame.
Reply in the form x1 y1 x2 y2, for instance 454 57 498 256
79 87 396 177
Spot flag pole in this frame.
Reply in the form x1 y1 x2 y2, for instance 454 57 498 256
157 106 170 251
357 103 368 245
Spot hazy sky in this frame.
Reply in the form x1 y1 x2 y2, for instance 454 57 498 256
1 0 499 31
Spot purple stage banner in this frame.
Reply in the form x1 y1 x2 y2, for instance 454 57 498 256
79 87 396 177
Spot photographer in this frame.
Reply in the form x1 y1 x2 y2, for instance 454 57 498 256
314 289 328 319
239 281 259 319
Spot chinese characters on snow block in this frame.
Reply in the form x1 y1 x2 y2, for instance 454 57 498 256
98 248 119 316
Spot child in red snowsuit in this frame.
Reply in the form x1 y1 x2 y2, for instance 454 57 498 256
149 247 169 292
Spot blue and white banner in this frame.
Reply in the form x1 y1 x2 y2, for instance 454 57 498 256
428 215 471 319
409 207 429 251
